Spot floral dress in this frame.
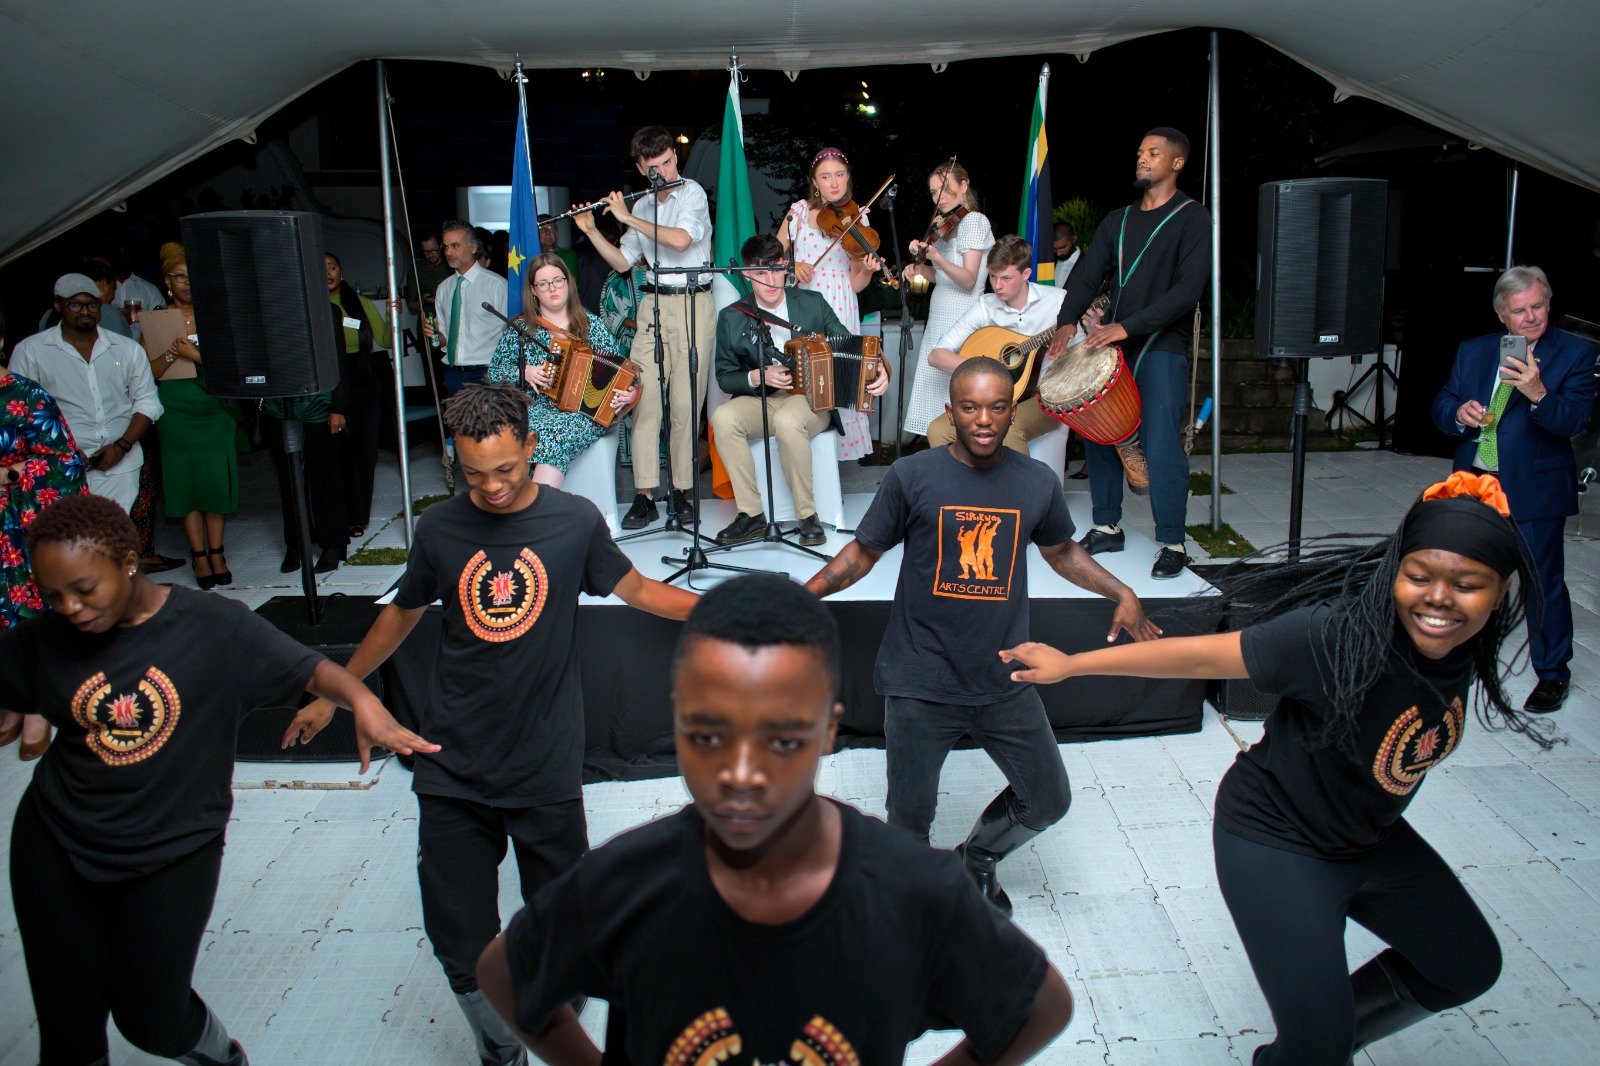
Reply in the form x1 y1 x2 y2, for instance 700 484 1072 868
903 209 996 435
486 313 628 475
0 371 89 629
786 199 874 461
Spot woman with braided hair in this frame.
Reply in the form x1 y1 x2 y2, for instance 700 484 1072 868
1 493 434 1065
1001 472 1552 1063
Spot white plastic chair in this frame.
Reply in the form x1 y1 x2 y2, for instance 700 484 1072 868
1028 421 1070 487
748 432 846 529
563 431 621 532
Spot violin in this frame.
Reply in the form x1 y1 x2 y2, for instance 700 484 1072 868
816 197 881 260
914 203 970 264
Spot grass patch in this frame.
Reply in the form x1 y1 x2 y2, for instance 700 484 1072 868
348 546 410 566
404 493 449 517
1187 523 1256 558
1188 471 1235 496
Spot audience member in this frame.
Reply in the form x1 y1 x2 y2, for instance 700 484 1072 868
1052 221 1079 288
422 220 508 397
326 253 392 539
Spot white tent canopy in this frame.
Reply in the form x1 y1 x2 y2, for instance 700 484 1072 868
2 1 1596 263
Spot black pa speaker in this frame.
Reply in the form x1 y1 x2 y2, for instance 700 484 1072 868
1255 178 1388 358
179 210 340 398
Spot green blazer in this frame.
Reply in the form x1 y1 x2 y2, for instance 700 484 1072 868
714 287 849 398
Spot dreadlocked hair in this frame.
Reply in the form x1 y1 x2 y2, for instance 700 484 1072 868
1196 530 1555 753
25 493 139 565
442 382 530 444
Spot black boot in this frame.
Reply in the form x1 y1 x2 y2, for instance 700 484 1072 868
957 789 1042 917
1350 950 1433 1054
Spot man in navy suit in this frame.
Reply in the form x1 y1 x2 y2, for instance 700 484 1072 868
1433 266 1598 712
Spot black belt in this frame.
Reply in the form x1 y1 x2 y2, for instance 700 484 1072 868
639 282 712 295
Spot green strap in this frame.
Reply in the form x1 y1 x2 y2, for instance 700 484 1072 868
1116 199 1192 290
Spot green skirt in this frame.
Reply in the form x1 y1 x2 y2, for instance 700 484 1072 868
156 377 239 516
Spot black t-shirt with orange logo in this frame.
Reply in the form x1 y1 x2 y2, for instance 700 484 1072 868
502 800 1049 1061
393 487 632 806
1217 604 1476 858
854 447 1074 704
0 586 323 881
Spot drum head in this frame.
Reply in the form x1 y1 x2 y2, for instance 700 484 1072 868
1037 343 1121 408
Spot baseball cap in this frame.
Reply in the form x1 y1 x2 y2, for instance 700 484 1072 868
53 273 101 300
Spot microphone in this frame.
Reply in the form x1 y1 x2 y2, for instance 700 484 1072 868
882 183 898 207
647 165 665 190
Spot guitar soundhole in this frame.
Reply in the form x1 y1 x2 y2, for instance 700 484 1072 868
1001 346 1024 371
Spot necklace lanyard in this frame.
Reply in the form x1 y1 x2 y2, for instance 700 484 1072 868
1116 199 1191 290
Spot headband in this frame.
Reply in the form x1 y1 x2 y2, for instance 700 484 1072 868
811 147 848 169
1399 472 1518 576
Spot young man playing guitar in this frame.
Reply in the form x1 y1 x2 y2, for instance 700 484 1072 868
924 236 1070 454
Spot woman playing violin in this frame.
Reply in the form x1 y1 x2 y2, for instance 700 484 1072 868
901 159 996 439
776 147 885 461
486 253 638 488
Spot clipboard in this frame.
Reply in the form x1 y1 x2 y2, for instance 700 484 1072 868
139 308 198 380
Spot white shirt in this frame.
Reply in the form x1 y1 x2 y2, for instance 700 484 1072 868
433 264 509 367
619 180 714 287
115 273 165 311
9 326 163 474
935 282 1067 353
1054 248 1080 288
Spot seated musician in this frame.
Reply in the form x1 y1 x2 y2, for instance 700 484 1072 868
486 252 638 488
711 235 888 547
924 235 1072 454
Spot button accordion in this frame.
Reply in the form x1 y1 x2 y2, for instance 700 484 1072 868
540 337 641 428
781 333 887 413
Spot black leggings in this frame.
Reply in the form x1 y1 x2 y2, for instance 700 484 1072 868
1214 820 1501 1064
10 793 224 1065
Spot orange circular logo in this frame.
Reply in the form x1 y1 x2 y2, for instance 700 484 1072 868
458 548 548 642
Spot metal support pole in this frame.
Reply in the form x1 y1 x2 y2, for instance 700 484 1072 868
377 60 415 547
1505 163 1520 269
1208 31 1224 530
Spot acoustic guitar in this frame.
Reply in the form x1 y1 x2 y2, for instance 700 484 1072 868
957 324 1063 403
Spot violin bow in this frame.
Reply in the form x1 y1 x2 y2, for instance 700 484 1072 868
807 172 897 269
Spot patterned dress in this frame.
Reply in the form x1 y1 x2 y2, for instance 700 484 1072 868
903 210 996 435
785 199 874 461
0 371 90 629
486 313 628 475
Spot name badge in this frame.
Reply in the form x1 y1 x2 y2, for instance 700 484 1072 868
187 333 200 344
343 317 362 331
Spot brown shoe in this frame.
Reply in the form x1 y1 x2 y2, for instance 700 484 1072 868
140 554 185 574
1117 440 1150 496
19 724 52 761
0 719 21 747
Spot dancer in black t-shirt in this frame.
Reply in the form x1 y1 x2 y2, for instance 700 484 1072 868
803 358 1161 915
477 573 1074 1061
0 494 432 1066
284 382 697 1066
1001 473 1554 1063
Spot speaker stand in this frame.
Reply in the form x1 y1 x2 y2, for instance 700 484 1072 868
1325 346 1399 448
1287 359 1312 563
282 419 322 625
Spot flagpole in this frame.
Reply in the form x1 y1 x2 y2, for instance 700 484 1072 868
1208 32 1224 531
377 59 414 548
513 58 533 195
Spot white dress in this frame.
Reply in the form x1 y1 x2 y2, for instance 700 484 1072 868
903 210 996 435
786 199 874 461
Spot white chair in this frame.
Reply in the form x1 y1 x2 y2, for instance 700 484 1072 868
563 431 621 532
1028 422 1070 487
749 432 846 530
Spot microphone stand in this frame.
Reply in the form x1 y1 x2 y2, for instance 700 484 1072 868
882 182 915 460
480 302 555 417
746 313 832 563
650 262 785 585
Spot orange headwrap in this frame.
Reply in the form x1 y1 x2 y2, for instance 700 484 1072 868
159 241 186 277
1420 471 1512 518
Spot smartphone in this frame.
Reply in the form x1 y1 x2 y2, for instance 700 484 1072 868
1500 334 1528 373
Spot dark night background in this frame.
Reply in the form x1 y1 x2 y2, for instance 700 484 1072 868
4 28 1597 456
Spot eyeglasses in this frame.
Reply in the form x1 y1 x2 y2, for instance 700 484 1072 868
533 278 568 292
166 272 190 283
64 300 102 314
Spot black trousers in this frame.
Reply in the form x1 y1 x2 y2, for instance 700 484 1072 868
340 354 386 528
417 793 588 994
10 792 223 1065
261 412 349 553
1214 820 1501 1064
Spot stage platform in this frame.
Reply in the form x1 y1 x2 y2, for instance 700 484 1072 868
375 490 1223 781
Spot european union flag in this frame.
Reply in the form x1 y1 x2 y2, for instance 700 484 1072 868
507 92 541 316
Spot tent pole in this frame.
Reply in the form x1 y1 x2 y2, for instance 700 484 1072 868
1505 163 1519 269
1208 31 1223 530
377 59 415 547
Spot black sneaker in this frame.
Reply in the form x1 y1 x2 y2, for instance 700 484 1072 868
795 514 827 546
621 493 659 529
1523 679 1569 713
1079 527 1125 555
715 512 767 545
669 489 693 517
1151 546 1188 580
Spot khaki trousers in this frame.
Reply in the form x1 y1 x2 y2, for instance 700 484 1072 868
924 399 1061 455
710 393 831 518
629 289 715 491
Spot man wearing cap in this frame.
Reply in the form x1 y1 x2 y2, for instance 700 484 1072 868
9 274 162 512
